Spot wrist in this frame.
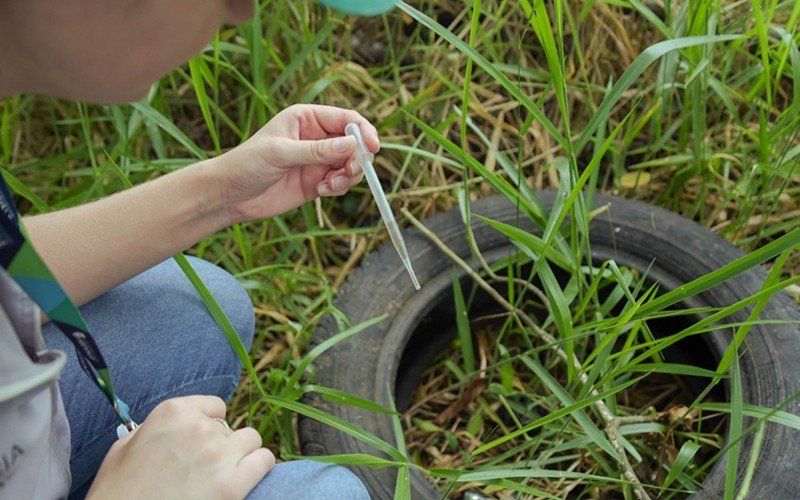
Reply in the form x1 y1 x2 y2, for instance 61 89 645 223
184 158 234 231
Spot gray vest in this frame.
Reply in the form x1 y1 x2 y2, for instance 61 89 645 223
0 268 71 499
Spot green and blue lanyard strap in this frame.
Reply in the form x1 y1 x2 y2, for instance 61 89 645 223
0 176 137 435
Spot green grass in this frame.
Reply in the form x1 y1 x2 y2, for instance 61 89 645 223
1 0 798 498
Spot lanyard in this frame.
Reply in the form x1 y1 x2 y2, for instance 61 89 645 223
0 176 135 430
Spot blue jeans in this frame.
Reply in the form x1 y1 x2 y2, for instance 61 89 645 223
42 257 369 499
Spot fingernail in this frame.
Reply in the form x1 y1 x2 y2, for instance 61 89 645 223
349 159 362 175
318 183 333 196
330 175 348 191
333 136 354 154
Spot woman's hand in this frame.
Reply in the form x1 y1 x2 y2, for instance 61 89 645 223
87 396 274 500
208 104 380 224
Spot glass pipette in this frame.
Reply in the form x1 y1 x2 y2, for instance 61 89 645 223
345 122 421 290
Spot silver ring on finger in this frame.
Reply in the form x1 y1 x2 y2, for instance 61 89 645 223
211 417 232 436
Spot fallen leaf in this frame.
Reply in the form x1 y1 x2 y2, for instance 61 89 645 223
662 404 698 429
620 171 653 189
435 378 488 424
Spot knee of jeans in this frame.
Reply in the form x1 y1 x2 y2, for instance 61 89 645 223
183 256 256 352
313 464 370 499
249 461 370 500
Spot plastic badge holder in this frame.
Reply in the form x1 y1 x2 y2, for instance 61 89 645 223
345 122 420 290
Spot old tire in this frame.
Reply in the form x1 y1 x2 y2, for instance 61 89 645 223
300 193 800 499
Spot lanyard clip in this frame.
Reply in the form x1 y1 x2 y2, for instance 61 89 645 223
113 397 137 439
116 420 139 439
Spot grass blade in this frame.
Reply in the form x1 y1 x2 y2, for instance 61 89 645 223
405 112 542 224
173 253 262 394
724 346 743 499
387 387 411 500
575 35 741 153
736 422 766 500
452 273 476 374
188 56 221 154
476 215 577 272
519 355 620 460
303 454 402 468
1 167 50 212
282 315 387 395
268 20 337 96
663 440 701 490
700 400 800 431
715 250 791 376
398 2 568 148
633 228 800 319
131 101 207 159
304 385 399 415
262 394 407 462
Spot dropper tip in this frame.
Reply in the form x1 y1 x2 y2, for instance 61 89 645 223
402 258 421 291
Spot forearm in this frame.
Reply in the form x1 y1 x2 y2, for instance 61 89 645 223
23 162 230 306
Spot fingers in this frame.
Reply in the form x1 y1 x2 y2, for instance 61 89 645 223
228 427 263 457
238 447 275 473
229 427 273 497
272 136 356 168
345 155 373 176
235 448 276 497
318 170 364 197
287 104 380 153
